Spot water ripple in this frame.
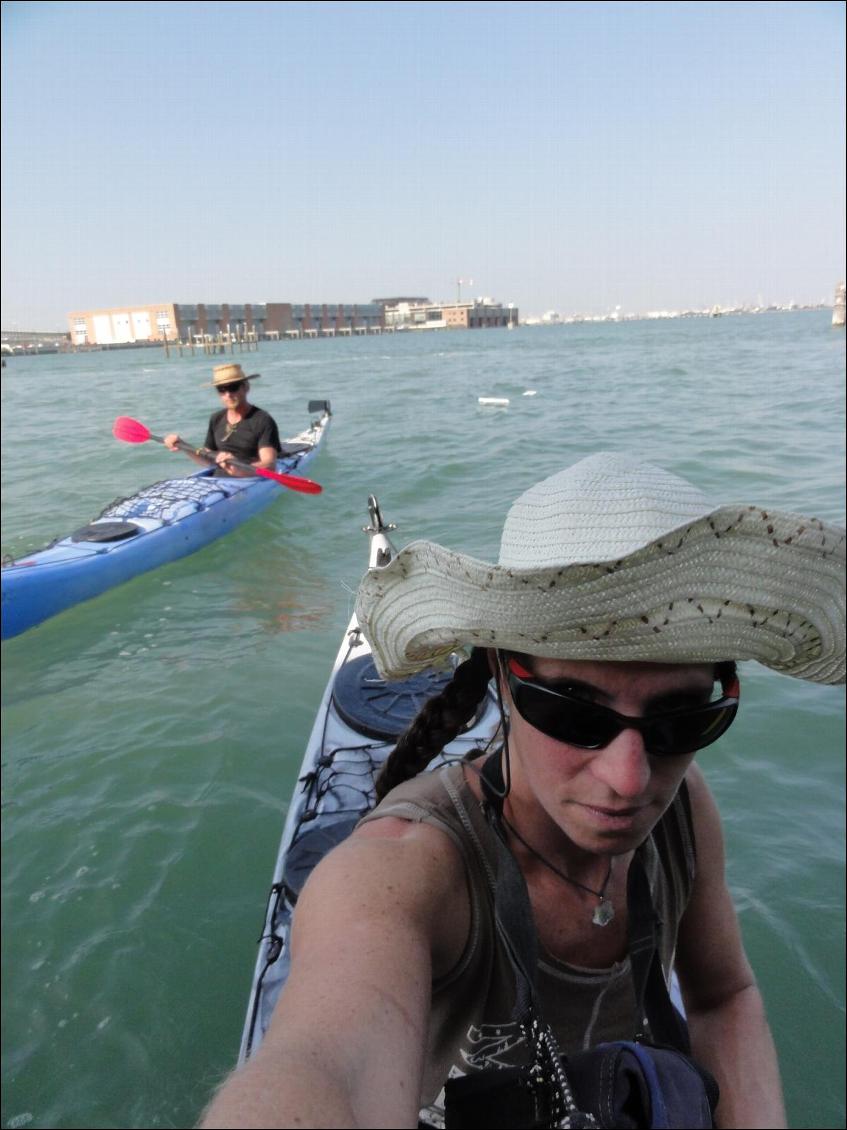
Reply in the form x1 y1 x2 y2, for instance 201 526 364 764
2 312 844 1128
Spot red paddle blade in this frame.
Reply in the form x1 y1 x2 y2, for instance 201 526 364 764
113 416 152 444
256 467 322 494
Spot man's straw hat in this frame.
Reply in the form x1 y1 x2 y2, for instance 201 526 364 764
209 363 260 387
356 452 845 684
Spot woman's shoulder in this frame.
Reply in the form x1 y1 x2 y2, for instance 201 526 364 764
364 763 493 853
300 764 473 891
296 795 472 976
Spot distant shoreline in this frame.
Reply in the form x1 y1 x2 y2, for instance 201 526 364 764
1 303 838 355
522 303 834 326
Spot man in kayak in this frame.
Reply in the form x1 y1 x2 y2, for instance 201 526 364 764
164 362 281 477
200 453 844 1129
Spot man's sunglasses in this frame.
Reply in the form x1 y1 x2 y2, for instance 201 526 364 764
217 381 245 395
504 656 739 757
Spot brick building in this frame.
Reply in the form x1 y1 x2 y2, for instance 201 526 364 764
67 301 385 346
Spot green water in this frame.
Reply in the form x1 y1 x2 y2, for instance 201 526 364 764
2 313 845 1128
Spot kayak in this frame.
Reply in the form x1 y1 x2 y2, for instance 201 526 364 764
239 497 501 1063
1 401 332 641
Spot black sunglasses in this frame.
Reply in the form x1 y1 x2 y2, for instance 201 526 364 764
217 381 245 395
504 656 739 757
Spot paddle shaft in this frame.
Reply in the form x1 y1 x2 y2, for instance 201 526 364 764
163 431 322 490
155 431 278 481
112 416 322 493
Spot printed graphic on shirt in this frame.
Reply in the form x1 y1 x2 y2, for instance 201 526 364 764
419 1020 527 1129
461 1020 526 1069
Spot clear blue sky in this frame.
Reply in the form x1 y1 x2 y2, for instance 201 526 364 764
2 0 845 328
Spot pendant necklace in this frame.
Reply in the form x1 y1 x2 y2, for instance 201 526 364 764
223 416 240 441
501 814 615 927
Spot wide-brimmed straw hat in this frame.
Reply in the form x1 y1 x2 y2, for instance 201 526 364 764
209 362 260 387
355 452 845 684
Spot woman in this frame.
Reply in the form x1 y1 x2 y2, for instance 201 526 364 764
201 452 844 1129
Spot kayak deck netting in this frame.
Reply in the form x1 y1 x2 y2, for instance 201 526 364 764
240 625 500 1061
1 471 245 565
98 475 244 525
96 434 317 527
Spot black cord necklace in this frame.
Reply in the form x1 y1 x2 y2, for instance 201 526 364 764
486 657 615 927
500 813 616 927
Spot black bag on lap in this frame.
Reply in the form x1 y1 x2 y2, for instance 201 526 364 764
444 1040 718 1129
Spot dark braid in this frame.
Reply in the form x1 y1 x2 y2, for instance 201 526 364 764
373 647 492 804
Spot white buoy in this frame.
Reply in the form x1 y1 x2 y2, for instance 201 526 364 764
478 397 510 406
523 390 537 396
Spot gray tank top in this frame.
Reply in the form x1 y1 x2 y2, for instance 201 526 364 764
359 761 695 1120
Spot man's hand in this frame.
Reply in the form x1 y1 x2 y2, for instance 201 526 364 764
214 451 239 475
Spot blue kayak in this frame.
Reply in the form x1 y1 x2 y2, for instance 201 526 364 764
1 401 331 640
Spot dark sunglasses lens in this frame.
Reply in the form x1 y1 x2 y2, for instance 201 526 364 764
219 382 243 394
513 684 613 748
644 701 738 755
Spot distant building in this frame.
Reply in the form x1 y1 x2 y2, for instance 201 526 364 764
66 296 518 345
265 303 384 337
833 282 845 327
382 297 518 330
1 329 71 354
67 300 386 346
68 302 181 346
